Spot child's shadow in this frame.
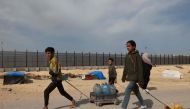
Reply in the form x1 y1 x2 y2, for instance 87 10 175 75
147 87 157 91
76 98 90 107
53 105 72 109
132 99 154 109
53 99 89 109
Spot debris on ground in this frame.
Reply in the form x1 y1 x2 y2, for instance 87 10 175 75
162 70 184 79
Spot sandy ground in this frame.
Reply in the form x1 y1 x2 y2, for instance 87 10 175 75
0 65 190 109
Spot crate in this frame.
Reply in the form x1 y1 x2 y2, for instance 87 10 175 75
90 92 119 106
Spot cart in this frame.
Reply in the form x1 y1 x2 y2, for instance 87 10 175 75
90 92 120 106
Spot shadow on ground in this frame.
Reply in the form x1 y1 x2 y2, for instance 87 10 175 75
132 99 154 109
147 87 157 91
24 79 34 84
53 99 90 109
53 105 72 109
77 99 90 107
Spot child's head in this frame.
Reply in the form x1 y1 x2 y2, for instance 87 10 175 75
108 58 114 65
45 47 55 61
126 40 136 53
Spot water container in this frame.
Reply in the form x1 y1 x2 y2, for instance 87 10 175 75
93 84 102 95
101 83 111 95
109 85 116 94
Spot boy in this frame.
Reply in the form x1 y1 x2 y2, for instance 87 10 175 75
43 47 76 109
108 58 117 85
121 40 146 109
142 53 155 90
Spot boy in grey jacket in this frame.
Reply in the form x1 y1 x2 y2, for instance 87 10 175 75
121 40 146 109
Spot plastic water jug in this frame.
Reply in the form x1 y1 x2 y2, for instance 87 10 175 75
109 85 116 94
101 83 111 95
93 84 102 95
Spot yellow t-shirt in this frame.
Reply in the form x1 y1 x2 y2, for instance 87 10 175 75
49 56 62 80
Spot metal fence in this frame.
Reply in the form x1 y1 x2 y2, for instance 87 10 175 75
0 50 190 68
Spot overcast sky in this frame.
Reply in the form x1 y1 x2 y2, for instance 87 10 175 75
0 0 190 54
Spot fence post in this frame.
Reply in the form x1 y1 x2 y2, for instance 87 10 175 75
163 54 165 65
159 54 161 65
14 49 16 67
180 54 182 65
65 51 68 67
96 52 98 66
114 53 117 66
74 51 75 66
26 50 28 67
171 54 173 65
56 51 58 61
109 52 110 58
75 52 77 66
154 55 157 65
37 50 39 67
102 52 104 66
189 55 190 64
182 54 184 64
150 54 153 63
121 53 123 66
82 52 84 66
178 55 180 65
89 52 91 66
167 54 169 65
1 49 3 67
180 54 182 64
186 55 188 64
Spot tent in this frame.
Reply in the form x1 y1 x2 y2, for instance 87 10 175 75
3 72 26 85
88 71 106 80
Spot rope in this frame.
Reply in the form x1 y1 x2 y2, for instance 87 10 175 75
137 84 171 108
65 80 89 99
116 82 171 108
143 89 170 108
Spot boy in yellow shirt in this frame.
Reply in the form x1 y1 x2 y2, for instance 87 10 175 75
43 47 76 109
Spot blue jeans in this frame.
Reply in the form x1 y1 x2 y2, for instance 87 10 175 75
122 81 145 109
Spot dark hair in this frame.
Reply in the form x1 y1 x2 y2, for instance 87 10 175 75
108 57 114 62
45 47 55 54
127 40 136 47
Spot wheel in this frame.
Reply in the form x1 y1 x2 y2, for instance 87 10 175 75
95 102 102 107
114 99 120 105
95 102 98 106
90 93 95 103
90 99 94 103
97 102 102 107
90 97 95 103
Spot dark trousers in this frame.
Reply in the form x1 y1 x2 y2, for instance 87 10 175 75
44 80 73 106
143 63 152 89
109 77 116 85
143 72 150 89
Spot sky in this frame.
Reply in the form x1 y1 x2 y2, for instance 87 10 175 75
0 0 190 54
